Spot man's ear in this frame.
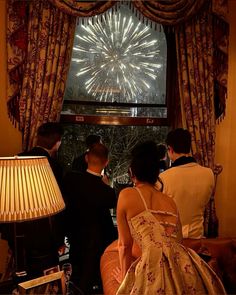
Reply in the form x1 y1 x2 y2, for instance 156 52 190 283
168 146 174 154
56 140 62 150
51 140 61 153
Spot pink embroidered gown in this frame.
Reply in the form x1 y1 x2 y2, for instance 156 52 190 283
116 188 226 295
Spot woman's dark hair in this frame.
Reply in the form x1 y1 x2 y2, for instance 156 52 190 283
130 141 160 185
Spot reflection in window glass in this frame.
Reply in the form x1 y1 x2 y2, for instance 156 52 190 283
62 103 167 118
64 3 167 106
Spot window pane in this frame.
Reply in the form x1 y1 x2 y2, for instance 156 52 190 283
64 3 167 108
59 124 168 186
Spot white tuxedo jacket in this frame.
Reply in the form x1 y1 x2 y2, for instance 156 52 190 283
159 163 214 239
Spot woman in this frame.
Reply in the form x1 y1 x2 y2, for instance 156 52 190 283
114 141 226 294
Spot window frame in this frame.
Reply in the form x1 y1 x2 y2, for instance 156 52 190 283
61 100 168 126
60 25 179 128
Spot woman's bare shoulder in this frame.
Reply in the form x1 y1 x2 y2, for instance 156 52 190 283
117 187 139 211
119 187 136 199
156 191 178 212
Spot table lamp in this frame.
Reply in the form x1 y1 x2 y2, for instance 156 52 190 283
0 156 65 276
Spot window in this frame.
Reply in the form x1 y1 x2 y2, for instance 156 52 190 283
59 3 170 185
61 2 168 126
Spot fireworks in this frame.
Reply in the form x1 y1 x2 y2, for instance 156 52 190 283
71 4 166 103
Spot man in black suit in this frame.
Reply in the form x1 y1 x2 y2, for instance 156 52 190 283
63 143 117 294
19 122 64 185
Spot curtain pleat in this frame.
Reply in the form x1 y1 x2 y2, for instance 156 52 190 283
175 6 215 168
48 0 117 17
19 0 76 150
7 0 29 126
132 0 206 25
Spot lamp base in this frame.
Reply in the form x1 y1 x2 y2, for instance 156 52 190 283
15 270 27 277
13 270 28 287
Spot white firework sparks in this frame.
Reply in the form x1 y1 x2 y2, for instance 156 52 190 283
72 6 164 102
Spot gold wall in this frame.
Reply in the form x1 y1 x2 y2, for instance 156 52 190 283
215 1 236 237
0 0 21 156
0 0 235 235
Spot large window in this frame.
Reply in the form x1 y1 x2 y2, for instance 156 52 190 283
61 2 167 125
59 3 170 186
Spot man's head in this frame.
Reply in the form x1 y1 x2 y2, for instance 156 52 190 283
85 143 109 173
85 135 102 149
166 128 191 161
36 122 64 153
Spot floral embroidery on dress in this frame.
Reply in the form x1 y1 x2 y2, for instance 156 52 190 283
157 288 165 294
147 271 155 283
173 250 181 265
186 286 197 295
184 264 193 274
138 216 146 226
116 199 226 295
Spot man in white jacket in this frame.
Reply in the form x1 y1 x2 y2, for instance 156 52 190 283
159 128 214 239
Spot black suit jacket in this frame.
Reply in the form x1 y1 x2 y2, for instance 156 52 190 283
72 152 88 173
63 171 117 249
18 147 63 186
62 171 117 291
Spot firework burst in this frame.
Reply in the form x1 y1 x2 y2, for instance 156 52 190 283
71 5 166 103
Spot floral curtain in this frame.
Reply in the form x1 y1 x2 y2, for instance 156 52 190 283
212 1 229 121
7 0 28 125
48 0 116 17
175 5 215 168
7 0 76 149
7 0 117 150
132 0 205 25
20 0 76 149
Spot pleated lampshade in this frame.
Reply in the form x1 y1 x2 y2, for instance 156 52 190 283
0 156 65 222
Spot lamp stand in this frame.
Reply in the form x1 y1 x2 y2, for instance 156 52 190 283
13 223 27 277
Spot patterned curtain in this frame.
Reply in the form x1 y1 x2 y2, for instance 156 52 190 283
18 0 76 150
175 5 215 168
7 0 28 125
48 0 116 17
132 0 205 25
212 1 229 121
6 0 117 150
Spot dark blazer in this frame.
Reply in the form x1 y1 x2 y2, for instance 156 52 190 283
18 147 63 186
62 170 117 293
71 152 88 173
